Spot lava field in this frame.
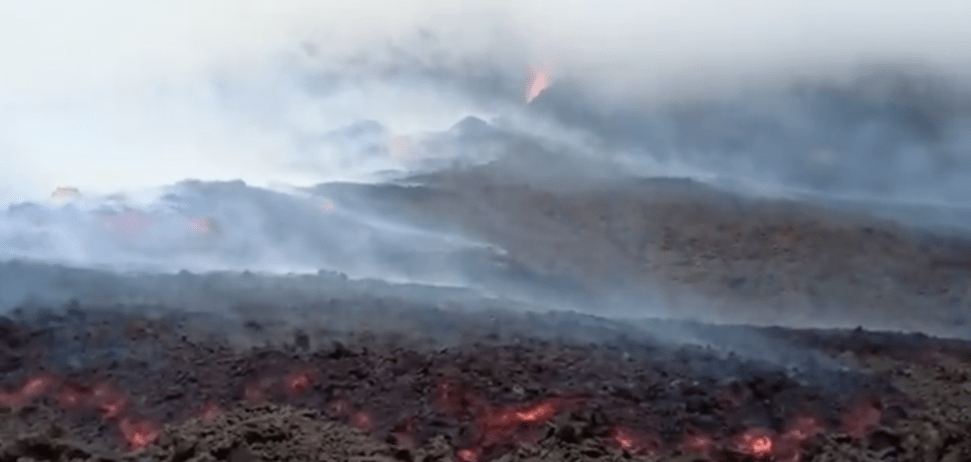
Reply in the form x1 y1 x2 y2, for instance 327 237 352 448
4 169 971 462
1 299 970 462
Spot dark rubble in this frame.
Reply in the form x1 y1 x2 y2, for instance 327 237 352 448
0 302 969 462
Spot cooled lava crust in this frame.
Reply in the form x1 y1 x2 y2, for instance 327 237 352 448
1 302 970 462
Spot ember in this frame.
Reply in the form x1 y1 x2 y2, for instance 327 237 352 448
456 446 482 462
282 368 315 395
732 427 775 459
56 383 90 409
118 416 161 451
350 410 375 433
90 382 128 419
512 398 560 424
609 425 661 457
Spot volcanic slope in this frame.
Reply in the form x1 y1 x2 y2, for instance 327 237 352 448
311 152 971 339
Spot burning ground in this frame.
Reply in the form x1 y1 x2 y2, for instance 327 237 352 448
3 148 971 461
4 76 971 460
0 300 970 462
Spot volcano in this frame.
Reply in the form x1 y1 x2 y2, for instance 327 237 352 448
4 16 971 460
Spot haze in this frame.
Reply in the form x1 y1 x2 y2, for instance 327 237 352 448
2 0 969 102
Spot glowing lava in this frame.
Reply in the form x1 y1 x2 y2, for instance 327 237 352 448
282 369 315 395
118 416 162 451
0 362 889 460
732 428 775 459
1 375 159 451
89 381 129 419
456 446 482 462
350 410 376 433
525 57 555 103
609 425 662 457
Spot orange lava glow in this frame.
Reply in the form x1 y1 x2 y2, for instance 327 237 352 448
118 416 162 451
350 410 375 434
91 382 129 419
282 369 315 395
732 428 775 459
56 383 90 409
473 396 569 449
19 374 55 398
512 398 560 424
609 426 661 457
0 366 890 459
783 415 824 442
0 391 26 408
433 378 582 457
525 60 554 104
0 374 159 451
765 415 826 462
456 446 481 462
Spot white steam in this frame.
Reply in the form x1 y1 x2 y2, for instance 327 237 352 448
3 0 971 200
0 0 969 326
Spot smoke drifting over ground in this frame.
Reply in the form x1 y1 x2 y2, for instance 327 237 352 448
1 0 971 350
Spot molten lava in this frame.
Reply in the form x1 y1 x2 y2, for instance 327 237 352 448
0 375 161 451
525 62 553 103
350 410 376 434
282 369 315 395
456 446 482 462
732 427 775 459
0 360 894 459
609 426 661 457
90 382 129 419
118 416 161 451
